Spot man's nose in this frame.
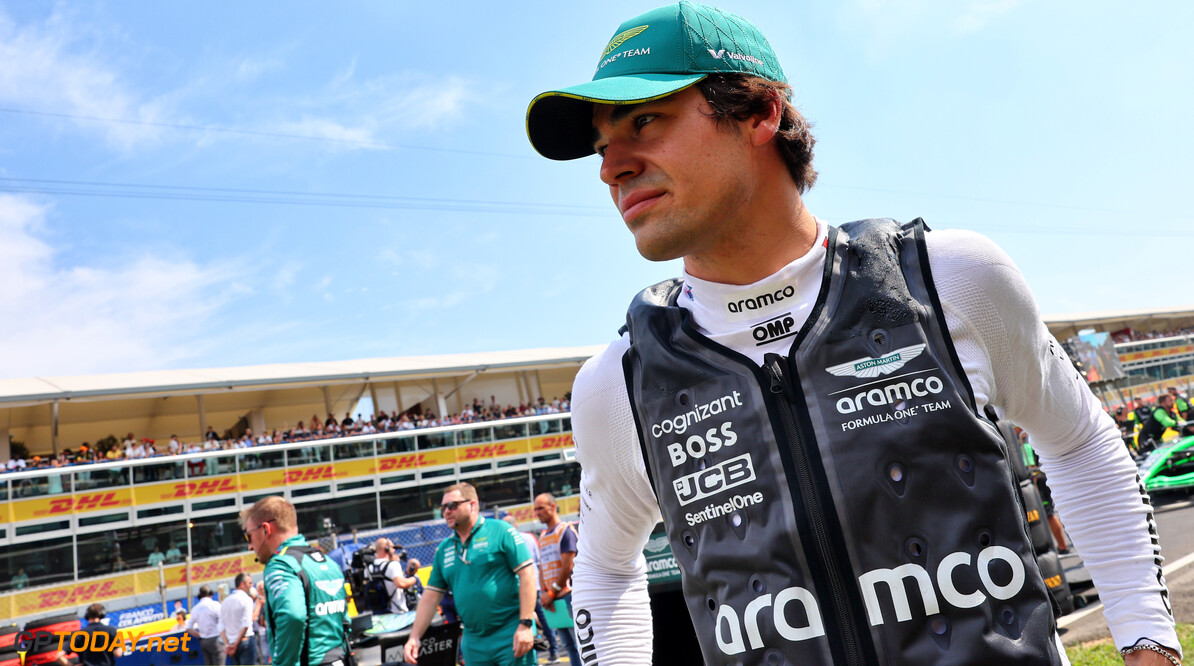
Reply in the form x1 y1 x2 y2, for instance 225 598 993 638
599 139 642 186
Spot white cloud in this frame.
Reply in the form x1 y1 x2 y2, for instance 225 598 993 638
954 0 1023 34
0 195 249 378
0 6 171 150
275 118 377 146
260 72 475 150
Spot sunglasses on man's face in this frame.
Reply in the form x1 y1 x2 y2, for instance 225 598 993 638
243 521 272 542
440 499 473 514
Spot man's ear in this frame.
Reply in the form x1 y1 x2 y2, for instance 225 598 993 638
748 93 783 147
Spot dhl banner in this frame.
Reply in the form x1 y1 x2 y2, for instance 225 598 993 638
0 552 262 620
1 433 575 523
1120 345 1194 362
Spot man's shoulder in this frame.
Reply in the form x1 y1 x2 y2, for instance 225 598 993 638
572 335 631 415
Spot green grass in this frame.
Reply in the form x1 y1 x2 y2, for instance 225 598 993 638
1067 623 1192 665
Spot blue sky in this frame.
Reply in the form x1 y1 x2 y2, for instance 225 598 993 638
0 1 1190 379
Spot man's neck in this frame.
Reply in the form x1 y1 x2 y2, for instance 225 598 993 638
455 515 479 540
684 194 818 286
544 516 560 530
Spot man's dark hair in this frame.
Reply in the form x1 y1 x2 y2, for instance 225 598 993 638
234 573 250 588
198 584 213 598
85 603 105 621
696 74 818 194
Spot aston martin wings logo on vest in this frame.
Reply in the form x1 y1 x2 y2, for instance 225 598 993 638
825 344 927 379
314 579 344 595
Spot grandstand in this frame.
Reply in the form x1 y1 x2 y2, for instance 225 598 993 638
0 347 598 626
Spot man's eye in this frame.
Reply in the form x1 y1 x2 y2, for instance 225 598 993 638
634 114 658 129
595 144 607 157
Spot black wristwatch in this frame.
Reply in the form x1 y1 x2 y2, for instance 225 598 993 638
518 618 534 628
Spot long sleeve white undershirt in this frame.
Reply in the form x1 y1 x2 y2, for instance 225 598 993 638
570 218 1177 663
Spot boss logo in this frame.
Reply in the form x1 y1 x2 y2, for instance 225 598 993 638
666 422 738 466
673 454 756 506
751 314 797 346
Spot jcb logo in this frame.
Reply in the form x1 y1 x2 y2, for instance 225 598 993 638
172 478 238 499
463 444 516 460
378 455 429 471
37 581 119 608
285 466 334 484
673 454 756 506
46 492 123 515
1026 509 1040 523
539 435 573 450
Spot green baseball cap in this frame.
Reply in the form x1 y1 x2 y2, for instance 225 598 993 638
526 2 786 161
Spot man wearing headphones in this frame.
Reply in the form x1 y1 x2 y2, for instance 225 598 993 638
75 604 123 666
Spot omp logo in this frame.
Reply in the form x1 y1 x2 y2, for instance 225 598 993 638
36 580 121 609
714 546 1028 656
285 466 334 484
752 313 796 346
644 536 670 554
673 454 755 506
462 444 518 460
537 434 574 450
826 344 926 379
45 492 123 515
378 454 430 471
601 25 648 58
314 580 344 595
724 285 794 320
314 599 346 616
171 478 238 499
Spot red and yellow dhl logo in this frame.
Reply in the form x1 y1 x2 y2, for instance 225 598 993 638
505 506 535 524
378 454 431 472
171 478 239 499
171 558 255 586
535 434 573 451
284 466 335 484
461 443 520 460
35 580 125 609
43 492 126 516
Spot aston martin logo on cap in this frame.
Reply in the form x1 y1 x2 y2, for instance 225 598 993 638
826 344 927 379
600 24 648 60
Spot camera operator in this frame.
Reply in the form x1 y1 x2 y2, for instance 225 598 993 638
368 538 419 614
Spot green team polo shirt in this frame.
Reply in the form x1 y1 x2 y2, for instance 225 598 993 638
428 516 532 635
265 534 348 666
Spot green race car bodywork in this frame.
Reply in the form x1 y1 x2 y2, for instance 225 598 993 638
1139 436 1194 492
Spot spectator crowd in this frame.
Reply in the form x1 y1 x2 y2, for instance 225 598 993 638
4 395 570 474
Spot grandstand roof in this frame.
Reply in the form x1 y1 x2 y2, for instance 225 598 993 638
1044 306 1194 341
0 346 605 406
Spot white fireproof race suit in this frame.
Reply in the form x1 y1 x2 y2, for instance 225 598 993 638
570 218 1178 665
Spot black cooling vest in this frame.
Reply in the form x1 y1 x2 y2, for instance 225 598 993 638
622 219 1061 665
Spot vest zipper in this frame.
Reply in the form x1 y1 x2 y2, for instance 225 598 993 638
764 354 868 666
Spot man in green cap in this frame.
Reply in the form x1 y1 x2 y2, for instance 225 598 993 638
527 3 1181 665
242 496 351 666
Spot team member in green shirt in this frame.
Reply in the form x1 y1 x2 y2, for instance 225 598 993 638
403 482 536 666
242 496 351 666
